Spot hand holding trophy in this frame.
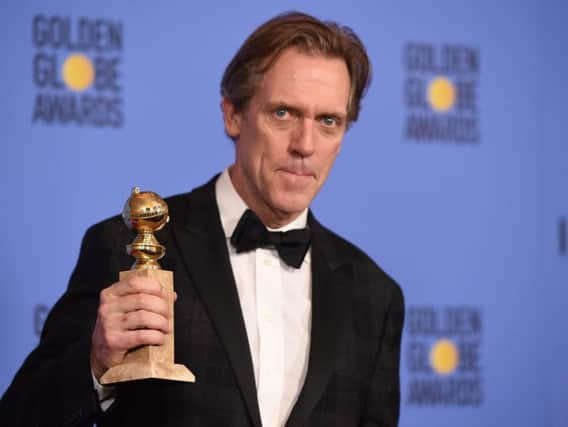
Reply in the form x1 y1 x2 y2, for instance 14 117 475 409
100 187 195 384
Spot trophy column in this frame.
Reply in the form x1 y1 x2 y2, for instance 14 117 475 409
100 187 195 385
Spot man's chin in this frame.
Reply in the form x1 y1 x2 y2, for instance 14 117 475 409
269 196 312 218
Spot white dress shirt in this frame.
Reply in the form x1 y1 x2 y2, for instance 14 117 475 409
95 169 312 427
215 168 312 427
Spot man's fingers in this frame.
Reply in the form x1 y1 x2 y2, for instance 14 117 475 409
97 309 171 334
118 293 170 318
97 328 167 354
122 310 171 334
120 329 167 349
108 276 165 298
99 290 170 319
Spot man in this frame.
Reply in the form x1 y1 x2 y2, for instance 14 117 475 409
1 11 404 427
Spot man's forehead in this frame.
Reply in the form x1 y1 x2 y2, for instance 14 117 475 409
261 48 349 80
257 49 350 113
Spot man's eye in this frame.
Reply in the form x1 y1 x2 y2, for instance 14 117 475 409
274 108 288 119
322 116 337 126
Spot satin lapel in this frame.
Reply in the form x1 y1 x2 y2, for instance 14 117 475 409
169 180 262 427
286 214 353 427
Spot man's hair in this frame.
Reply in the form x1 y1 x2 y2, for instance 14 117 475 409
220 11 372 124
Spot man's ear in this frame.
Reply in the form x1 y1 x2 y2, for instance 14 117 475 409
221 97 242 140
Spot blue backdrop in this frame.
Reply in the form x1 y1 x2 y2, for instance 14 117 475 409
1 1 566 426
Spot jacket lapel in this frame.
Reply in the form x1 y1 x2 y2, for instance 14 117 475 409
286 214 353 427
168 178 262 427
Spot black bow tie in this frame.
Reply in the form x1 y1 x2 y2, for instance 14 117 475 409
230 209 311 269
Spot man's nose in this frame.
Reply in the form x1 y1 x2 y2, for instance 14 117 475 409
290 118 315 158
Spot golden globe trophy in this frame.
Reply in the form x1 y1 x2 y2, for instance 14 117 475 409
100 187 195 384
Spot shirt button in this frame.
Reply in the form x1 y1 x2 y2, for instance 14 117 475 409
264 313 274 322
264 258 272 267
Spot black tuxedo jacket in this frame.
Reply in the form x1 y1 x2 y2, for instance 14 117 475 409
1 176 404 427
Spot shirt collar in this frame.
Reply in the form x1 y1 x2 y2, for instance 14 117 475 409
215 168 309 239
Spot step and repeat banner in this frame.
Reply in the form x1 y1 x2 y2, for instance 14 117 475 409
1 1 566 426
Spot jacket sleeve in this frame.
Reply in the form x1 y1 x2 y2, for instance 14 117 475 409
0 221 126 427
360 283 405 427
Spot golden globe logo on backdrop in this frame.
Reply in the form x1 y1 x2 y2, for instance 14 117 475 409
405 305 483 406
31 14 124 128
403 43 480 144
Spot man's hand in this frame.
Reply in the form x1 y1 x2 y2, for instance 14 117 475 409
90 276 174 381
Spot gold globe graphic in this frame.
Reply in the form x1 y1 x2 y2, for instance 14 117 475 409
430 339 459 375
427 76 456 112
62 54 95 92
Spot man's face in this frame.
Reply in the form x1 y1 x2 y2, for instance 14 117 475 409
223 47 350 227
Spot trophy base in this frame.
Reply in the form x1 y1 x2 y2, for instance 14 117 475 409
100 362 195 385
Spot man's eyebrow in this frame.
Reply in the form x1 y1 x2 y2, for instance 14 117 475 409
265 101 301 112
266 101 347 119
316 111 347 120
